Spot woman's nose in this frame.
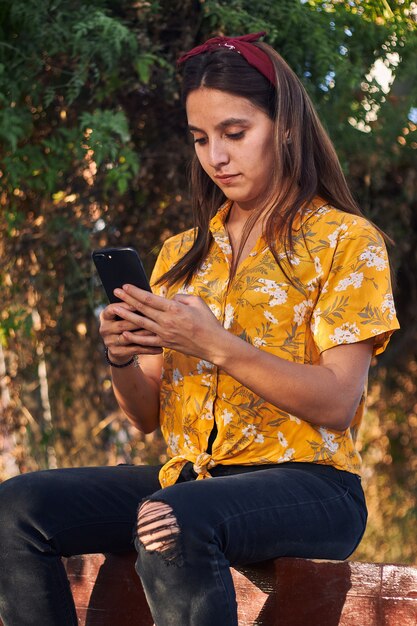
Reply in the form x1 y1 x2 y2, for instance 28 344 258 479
208 139 229 169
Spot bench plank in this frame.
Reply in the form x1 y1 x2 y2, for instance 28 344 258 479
1 554 416 625
65 554 417 626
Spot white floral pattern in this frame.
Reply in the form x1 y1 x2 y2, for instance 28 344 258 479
310 308 321 335
224 303 235 329
278 251 301 266
209 304 221 319
201 399 214 420
319 427 339 454
196 261 212 278
328 223 348 248
214 233 232 257
255 278 288 306
167 433 180 455
278 431 288 448
329 322 360 344
359 245 388 271
314 256 323 275
172 368 183 385
264 310 278 324
177 283 195 295
196 359 214 374
293 299 314 326
221 409 233 425
334 271 364 292
242 424 257 437
278 448 295 463
381 294 396 320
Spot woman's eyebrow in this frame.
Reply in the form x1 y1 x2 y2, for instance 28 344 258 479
217 118 250 129
187 118 250 133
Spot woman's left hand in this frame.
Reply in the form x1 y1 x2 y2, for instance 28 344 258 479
113 284 228 362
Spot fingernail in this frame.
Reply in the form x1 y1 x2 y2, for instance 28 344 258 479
114 288 122 296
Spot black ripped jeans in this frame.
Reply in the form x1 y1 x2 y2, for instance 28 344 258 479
0 462 367 626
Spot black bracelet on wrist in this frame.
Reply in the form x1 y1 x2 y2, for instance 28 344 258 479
104 346 135 368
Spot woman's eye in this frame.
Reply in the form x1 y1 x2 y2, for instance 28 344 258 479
226 131 245 140
192 131 244 144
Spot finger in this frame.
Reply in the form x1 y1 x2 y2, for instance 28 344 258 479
125 329 156 338
112 290 153 318
109 330 163 354
122 330 162 348
172 293 194 305
117 329 155 345
100 319 144 339
114 318 144 332
107 332 161 352
101 302 136 321
113 306 160 334
109 305 150 329
104 334 126 349
115 285 170 313
108 344 163 358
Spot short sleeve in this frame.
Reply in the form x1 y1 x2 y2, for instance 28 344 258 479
312 221 400 357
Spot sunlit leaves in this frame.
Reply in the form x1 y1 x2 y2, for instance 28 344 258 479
80 109 131 165
0 308 33 346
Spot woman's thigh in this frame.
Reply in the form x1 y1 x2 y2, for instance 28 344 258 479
146 463 367 564
0 464 162 556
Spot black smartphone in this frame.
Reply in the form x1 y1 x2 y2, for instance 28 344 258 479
92 247 152 305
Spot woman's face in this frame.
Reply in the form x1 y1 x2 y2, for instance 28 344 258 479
186 87 275 212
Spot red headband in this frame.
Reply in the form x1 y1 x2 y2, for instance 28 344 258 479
177 32 276 87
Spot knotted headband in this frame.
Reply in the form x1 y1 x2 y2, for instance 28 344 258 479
177 31 276 86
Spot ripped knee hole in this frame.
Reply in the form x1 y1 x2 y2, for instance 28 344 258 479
137 500 180 555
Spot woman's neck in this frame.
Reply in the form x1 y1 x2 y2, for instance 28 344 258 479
225 203 264 270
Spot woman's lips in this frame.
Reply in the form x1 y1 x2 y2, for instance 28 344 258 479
214 174 240 184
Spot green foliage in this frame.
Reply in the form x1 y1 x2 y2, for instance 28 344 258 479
80 109 131 163
0 0 153 208
0 308 32 346
0 99 32 153
104 148 141 195
134 52 173 84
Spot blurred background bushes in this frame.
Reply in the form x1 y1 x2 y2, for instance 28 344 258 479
0 0 416 563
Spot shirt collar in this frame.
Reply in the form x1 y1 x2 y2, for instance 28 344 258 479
209 200 233 234
209 200 234 264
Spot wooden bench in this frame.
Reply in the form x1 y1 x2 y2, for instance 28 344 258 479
60 553 417 625
1 553 416 624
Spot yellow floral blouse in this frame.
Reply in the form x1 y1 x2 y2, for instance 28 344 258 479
150 199 400 488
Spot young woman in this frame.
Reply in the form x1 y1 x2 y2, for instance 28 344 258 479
0 32 399 626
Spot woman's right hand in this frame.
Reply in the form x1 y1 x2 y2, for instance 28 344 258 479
99 302 163 433
99 303 162 365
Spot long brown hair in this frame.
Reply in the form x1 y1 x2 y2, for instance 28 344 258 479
157 41 366 287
